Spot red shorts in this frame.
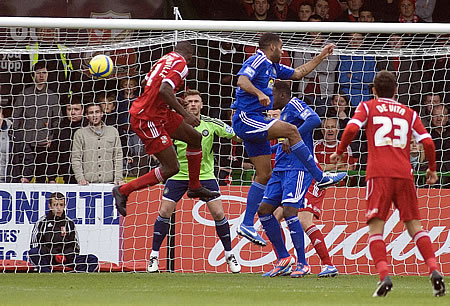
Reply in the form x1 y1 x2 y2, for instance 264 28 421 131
365 177 420 222
299 183 325 219
130 109 183 155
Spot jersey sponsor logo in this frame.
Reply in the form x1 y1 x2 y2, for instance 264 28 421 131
202 129 209 137
243 66 255 78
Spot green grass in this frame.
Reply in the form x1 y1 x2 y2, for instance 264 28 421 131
0 273 446 305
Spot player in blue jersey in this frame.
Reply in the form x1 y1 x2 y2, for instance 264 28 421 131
257 81 323 277
232 32 346 246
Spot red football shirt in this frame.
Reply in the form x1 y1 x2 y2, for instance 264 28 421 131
130 51 188 120
343 98 431 179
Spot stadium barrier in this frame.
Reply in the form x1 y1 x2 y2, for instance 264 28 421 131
0 183 448 274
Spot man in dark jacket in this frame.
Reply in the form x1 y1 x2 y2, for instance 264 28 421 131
28 192 98 272
47 97 86 184
11 61 60 183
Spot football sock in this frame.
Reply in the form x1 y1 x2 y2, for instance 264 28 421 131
286 215 307 265
291 140 324 182
305 225 332 266
260 213 290 259
369 234 389 281
152 215 170 252
242 182 266 227
150 250 159 258
413 230 439 273
120 167 164 196
215 217 232 252
186 147 202 190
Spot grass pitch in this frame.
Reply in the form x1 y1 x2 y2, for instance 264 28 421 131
0 273 446 305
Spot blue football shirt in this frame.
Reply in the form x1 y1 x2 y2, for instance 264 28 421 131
231 50 295 114
273 97 319 171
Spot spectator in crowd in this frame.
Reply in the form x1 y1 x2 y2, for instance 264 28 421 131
296 2 314 21
314 118 357 174
419 93 442 128
325 92 352 130
336 0 364 21
432 0 448 23
250 0 276 20
270 0 298 21
429 104 450 187
370 0 399 22
422 43 450 97
47 97 85 184
240 0 255 19
116 78 147 177
11 61 60 183
116 78 139 132
313 0 330 20
23 28 80 106
376 34 421 107
398 0 423 22
201 41 244 118
0 107 11 183
337 33 377 106
97 93 118 128
71 103 123 185
415 0 436 22
410 137 425 171
28 192 99 272
359 6 375 22
293 14 338 107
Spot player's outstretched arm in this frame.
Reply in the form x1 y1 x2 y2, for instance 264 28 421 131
291 44 334 80
237 75 270 106
159 83 200 127
421 137 438 185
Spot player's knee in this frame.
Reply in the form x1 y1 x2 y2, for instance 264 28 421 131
187 130 202 148
161 163 179 178
256 171 272 184
257 202 273 216
159 203 175 218
282 206 297 219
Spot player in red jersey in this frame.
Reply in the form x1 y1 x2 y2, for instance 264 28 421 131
112 41 219 217
331 70 445 297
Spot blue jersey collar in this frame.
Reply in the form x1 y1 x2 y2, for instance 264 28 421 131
256 49 272 64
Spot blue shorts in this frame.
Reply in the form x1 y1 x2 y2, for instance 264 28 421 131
262 170 313 209
162 179 220 203
232 110 277 157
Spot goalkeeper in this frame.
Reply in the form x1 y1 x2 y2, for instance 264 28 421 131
28 192 98 272
147 90 241 274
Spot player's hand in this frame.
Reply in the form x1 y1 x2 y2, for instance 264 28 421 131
79 179 89 185
55 254 66 264
184 113 200 127
426 169 438 185
258 93 271 106
319 43 335 59
282 139 290 153
330 153 343 164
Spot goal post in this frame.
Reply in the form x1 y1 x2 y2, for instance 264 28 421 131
0 17 448 274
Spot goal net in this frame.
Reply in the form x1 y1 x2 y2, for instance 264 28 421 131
0 18 448 275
